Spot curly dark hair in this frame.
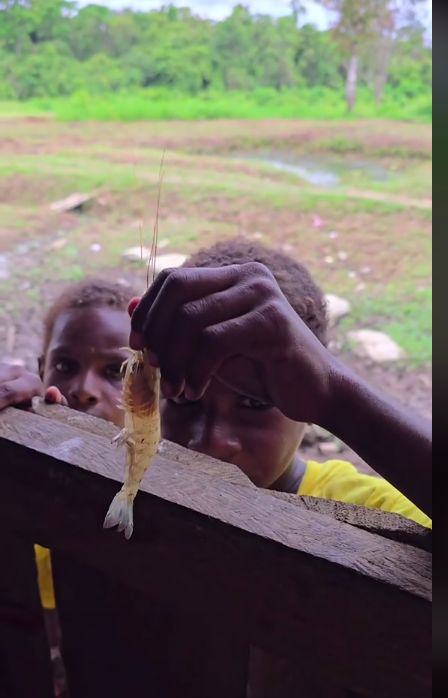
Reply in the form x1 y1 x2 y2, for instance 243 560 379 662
184 238 328 345
42 278 138 355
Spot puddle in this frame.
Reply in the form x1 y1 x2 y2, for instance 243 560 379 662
240 152 391 188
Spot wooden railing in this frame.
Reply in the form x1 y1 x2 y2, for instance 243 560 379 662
0 403 431 698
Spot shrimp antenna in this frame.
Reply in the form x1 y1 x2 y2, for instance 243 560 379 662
146 149 166 289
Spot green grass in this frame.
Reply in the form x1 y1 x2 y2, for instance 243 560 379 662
339 285 432 365
1 86 432 123
1 149 432 219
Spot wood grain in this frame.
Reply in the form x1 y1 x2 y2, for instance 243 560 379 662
31 400 431 551
0 406 432 698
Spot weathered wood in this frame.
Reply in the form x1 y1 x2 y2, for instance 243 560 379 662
0 406 432 697
268 489 432 552
0 537 54 698
31 400 431 550
248 647 350 698
31 408 251 697
31 398 254 486
49 191 97 213
52 551 249 698
52 552 168 698
2 406 431 598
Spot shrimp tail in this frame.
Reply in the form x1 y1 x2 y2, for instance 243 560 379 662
103 488 135 540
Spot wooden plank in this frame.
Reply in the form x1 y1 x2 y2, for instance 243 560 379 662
49 191 97 213
0 537 54 698
1 406 431 599
52 552 248 698
31 398 254 487
31 400 431 550
52 552 168 698
248 647 350 698
0 407 431 697
268 489 431 552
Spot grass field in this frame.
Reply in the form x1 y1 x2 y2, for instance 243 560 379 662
0 115 431 367
0 87 432 123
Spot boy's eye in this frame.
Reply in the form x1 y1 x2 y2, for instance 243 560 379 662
104 364 123 381
239 396 273 411
55 359 77 375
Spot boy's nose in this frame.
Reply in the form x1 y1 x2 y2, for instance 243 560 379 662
68 372 100 408
187 419 241 464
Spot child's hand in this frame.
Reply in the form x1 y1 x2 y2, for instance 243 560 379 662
129 263 338 425
129 265 431 516
44 386 68 407
0 363 43 410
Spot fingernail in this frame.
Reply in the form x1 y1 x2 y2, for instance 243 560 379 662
129 330 144 350
161 379 175 399
127 297 141 317
45 387 58 403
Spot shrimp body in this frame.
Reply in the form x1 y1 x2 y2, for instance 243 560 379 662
103 350 160 539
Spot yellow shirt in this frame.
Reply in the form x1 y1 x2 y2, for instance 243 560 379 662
298 459 432 529
34 544 56 610
35 459 431 610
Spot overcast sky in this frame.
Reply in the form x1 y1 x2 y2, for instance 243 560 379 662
77 1 432 35
75 1 342 28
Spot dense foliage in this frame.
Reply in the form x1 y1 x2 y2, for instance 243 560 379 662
0 1 431 119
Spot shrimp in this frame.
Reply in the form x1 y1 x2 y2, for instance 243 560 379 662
103 152 165 539
103 352 160 539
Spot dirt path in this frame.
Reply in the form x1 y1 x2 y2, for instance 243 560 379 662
342 188 432 210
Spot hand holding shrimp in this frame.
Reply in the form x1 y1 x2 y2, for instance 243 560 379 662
129 262 334 426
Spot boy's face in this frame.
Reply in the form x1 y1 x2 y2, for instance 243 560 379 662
161 378 306 489
41 307 130 427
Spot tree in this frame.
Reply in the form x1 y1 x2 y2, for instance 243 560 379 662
0 0 432 103
66 4 113 60
294 24 343 89
362 1 427 104
212 5 255 90
316 1 381 111
0 0 73 54
317 0 427 111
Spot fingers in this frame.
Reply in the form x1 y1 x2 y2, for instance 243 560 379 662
130 265 241 351
155 286 257 397
126 263 285 398
0 373 43 410
45 386 68 406
182 312 266 400
0 364 22 383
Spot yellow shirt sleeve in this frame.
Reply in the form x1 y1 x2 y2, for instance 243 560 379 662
34 545 56 610
298 459 432 529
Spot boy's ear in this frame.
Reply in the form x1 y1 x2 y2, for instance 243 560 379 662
38 355 44 380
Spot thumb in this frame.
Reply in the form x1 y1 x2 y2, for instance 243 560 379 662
44 386 68 407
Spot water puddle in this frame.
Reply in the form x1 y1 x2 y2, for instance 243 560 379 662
240 152 391 188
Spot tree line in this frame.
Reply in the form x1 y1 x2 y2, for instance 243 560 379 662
0 1 432 111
